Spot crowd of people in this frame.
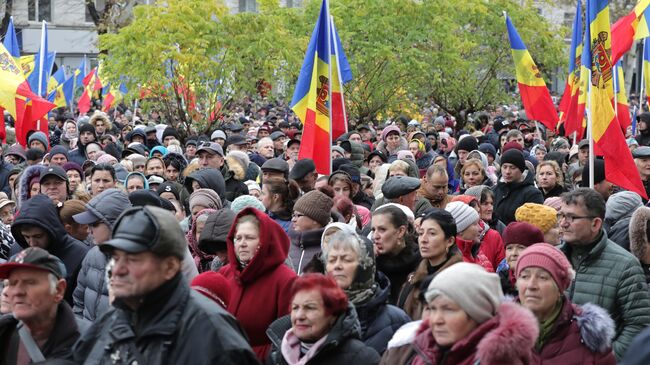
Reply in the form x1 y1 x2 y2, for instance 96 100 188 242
1 102 650 364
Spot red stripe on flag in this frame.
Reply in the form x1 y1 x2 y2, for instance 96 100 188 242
611 12 638 64
298 108 331 175
617 103 631 131
331 91 346 140
517 83 558 130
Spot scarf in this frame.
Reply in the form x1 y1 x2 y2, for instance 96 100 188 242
281 328 328 365
185 209 218 272
535 298 563 351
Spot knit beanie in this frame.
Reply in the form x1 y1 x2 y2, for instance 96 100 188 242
425 262 503 324
381 125 401 142
191 271 230 308
502 222 545 247
464 185 489 202
157 181 181 202
96 154 118 165
230 195 265 214
516 243 573 292
456 136 479 153
515 203 558 233
28 131 48 150
445 201 479 233
62 162 84 180
500 149 526 172
78 122 96 137
189 188 223 212
49 145 68 160
502 141 524 153
294 190 334 227
544 197 563 211
162 127 180 141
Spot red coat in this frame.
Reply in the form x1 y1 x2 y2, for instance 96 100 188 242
532 298 616 364
220 207 297 361
455 237 494 272
478 221 505 270
410 302 538 365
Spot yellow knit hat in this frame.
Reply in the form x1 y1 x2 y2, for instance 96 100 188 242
515 203 557 233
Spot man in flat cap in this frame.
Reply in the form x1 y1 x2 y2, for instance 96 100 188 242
261 157 289 182
73 206 258 364
634 146 650 202
379 176 432 215
289 158 317 193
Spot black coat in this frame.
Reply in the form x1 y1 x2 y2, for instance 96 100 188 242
493 171 544 225
266 305 380 365
73 274 259 365
375 239 421 305
540 183 566 200
11 195 89 304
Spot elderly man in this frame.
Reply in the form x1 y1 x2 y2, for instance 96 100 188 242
73 206 257 364
373 176 432 215
418 164 451 209
289 158 317 193
633 146 650 202
558 188 650 359
0 247 82 363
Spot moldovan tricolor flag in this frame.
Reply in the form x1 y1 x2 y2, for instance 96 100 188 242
613 61 631 131
505 15 558 131
611 0 650 64
78 67 102 115
585 0 646 199
558 0 583 135
291 0 352 175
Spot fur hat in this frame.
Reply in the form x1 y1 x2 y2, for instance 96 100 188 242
516 243 574 292
630 207 650 263
294 190 334 227
445 201 479 233
515 203 558 233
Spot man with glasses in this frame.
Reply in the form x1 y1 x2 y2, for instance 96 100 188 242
557 188 650 359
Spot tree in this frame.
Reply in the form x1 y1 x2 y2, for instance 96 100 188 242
99 0 302 135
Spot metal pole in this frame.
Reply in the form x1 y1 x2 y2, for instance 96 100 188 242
36 21 46 131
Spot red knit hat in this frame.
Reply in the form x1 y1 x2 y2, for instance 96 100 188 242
516 243 573 292
191 271 230 308
502 141 524 152
502 222 545 247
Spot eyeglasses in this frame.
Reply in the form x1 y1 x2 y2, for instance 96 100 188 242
556 213 595 223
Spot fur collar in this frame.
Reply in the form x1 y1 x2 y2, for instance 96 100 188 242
225 156 246 181
575 302 615 353
630 206 650 262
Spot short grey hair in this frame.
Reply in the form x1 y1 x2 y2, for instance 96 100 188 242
257 137 273 149
321 231 373 270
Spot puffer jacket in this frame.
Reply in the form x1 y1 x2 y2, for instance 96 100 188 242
73 273 259 364
288 227 324 275
266 304 380 365
73 247 110 322
356 272 411 354
604 191 643 251
11 195 89 304
532 298 616 364
381 302 538 365
219 207 297 361
376 238 421 305
397 251 463 320
559 230 650 359
493 170 544 224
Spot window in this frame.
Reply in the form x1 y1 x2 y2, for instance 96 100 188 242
239 0 258 13
28 0 51 22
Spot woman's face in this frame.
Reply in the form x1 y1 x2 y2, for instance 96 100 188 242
479 196 493 222
126 177 145 193
66 170 81 192
536 165 557 189
427 294 478 347
389 169 407 178
535 149 546 162
368 156 383 173
165 164 179 182
462 165 482 187
0 205 14 225
517 267 562 320
146 159 165 177
29 183 40 198
191 204 208 220
505 244 527 268
86 144 101 161
325 246 359 290
261 184 275 210
65 122 77 135
459 219 480 241
234 221 260 264
371 214 405 256
292 211 322 232
385 133 400 149
291 289 336 342
409 142 420 156
331 180 351 198
418 219 453 262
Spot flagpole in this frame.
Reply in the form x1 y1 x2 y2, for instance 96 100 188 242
326 0 333 175
36 21 46 131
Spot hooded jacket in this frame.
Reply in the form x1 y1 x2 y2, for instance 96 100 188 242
221 162 249 202
198 208 236 270
219 207 297 361
73 189 131 322
493 170 544 225
532 298 616 364
11 195 89 303
266 304 381 365
403 302 538 365
604 191 642 251
17 164 44 208
185 168 227 201
630 206 650 286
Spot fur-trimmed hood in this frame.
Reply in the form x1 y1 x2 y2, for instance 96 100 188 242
17 164 45 208
630 206 650 262
575 302 616 353
412 301 538 364
225 155 246 181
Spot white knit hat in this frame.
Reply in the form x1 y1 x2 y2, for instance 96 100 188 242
445 201 479 233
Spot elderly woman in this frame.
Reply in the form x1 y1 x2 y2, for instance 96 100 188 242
465 185 505 234
517 243 617 364
124 172 148 193
383 263 538 364
377 125 407 161
371 205 420 304
496 222 545 296
323 230 410 354
536 160 566 199
220 207 297 361
266 274 381 365
186 208 217 273
145 156 165 177
398 209 462 319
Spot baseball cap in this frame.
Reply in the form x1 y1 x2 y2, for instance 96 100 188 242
211 130 227 141
39 166 69 183
196 141 224 157
0 247 67 279
101 206 187 259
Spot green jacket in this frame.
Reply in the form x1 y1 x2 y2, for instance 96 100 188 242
559 230 650 360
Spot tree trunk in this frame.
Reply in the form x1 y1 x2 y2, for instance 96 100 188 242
0 0 14 41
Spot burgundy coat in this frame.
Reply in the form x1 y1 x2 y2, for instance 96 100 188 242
220 207 297 361
478 220 505 270
532 298 617 365
409 302 538 365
